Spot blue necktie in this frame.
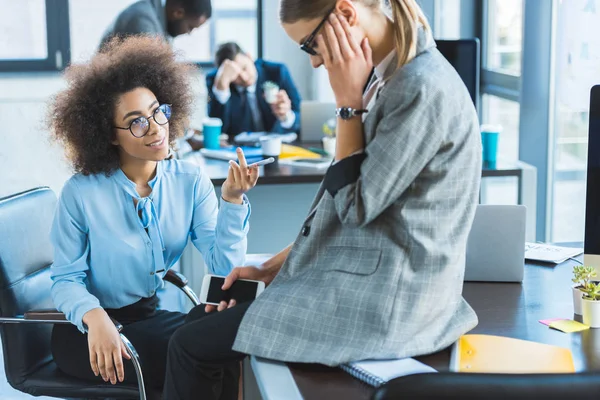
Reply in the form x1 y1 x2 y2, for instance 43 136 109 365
242 88 265 132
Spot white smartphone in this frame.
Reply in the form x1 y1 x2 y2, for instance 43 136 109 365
200 274 265 306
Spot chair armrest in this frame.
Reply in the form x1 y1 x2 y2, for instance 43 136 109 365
24 309 123 332
24 309 67 321
165 269 189 289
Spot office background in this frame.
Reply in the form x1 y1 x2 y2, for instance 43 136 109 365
1 0 598 245
0 0 599 398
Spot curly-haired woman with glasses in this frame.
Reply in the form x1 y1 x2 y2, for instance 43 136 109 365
47 35 259 398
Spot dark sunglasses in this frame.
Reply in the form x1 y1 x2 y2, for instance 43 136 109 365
300 7 336 56
115 104 172 138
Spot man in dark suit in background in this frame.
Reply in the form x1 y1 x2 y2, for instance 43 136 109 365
206 42 301 141
100 0 211 48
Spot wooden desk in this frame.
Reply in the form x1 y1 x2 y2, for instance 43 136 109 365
183 151 537 241
183 151 534 188
251 254 599 400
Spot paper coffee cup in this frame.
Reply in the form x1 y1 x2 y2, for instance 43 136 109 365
480 124 502 163
203 117 223 150
264 87 279 104
260 136 282 157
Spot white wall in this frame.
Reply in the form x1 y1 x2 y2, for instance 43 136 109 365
261 0 314 100
0 0 314 199
0 0 463 199
0 74 70 198
0 71 206 199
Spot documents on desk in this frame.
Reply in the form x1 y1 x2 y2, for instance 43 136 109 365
525 242 583 264
233 132 298 146
450 334 575 373
200 146 263 161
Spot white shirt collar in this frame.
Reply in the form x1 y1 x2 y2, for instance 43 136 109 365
375 50 396 81
236 82 257 94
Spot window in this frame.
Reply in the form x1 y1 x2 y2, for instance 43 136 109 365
480 0 523 162
478 0 524 210
481 94 520 161
485 0 523 76
0 0 69 72
172 0 260 66
1 0 261 71
69 0 139 64
550 0 600 242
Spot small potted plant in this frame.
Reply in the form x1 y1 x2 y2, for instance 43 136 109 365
573 266 600 327
572 265 594 315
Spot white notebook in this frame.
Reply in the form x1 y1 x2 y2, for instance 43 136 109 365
340 358 437 387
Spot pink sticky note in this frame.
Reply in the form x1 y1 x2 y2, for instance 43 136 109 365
539 318 566 326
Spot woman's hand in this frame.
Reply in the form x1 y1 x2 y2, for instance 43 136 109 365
317 13 373 108
221 148 259 204
83 308 131 384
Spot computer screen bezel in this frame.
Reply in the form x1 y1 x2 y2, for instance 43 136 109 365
583 85 600 271
435 38 481 112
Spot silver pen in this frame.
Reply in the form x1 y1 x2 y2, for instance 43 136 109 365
247 157 276 168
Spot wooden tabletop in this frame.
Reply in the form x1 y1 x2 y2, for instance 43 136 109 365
183 152 327 186
288 255 596 400
182 149 527 186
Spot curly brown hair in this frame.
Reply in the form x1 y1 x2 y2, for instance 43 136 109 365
48 35 195 176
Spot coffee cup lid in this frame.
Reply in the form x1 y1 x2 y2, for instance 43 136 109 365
480 124 502 133
260 136 281 143
203 117 223 127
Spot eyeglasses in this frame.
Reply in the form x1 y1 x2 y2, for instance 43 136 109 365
300 7 336 56
115 104 172 138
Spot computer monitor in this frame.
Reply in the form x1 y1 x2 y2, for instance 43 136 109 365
436 39 480 111
584 85 600 272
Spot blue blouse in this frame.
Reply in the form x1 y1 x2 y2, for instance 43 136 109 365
50 159 250 332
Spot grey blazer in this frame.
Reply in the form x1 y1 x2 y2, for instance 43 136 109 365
233 28 481 366
99 0 167 49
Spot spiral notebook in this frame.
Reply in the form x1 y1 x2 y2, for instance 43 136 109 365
340 358 437 387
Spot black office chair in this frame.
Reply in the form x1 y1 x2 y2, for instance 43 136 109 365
0 187 200 400
372 372 600 399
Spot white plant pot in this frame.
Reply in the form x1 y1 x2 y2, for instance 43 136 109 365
573 285 584 315
322 136 336 157
582 298 600 328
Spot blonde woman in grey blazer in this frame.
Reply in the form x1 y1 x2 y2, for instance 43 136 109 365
164 0 481 398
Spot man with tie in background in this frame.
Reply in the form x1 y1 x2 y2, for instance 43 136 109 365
206 42 301 141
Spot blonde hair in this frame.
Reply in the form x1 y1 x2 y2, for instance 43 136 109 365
279 0 430 68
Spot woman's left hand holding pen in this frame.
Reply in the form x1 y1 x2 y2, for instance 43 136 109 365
221 148 259 204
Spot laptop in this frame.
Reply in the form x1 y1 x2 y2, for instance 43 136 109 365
465 205 526 282
300 101 336 142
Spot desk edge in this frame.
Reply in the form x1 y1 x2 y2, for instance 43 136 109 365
250 356 303 400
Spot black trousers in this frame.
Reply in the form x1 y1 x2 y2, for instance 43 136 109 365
163 301 253 400
51 295 186 395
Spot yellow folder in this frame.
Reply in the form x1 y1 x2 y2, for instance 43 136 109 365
279 144 321 159
450 334 575 373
